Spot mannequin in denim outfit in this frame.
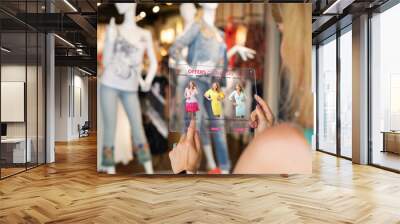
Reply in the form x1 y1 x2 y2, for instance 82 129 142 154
170 3 255 174
100 3 157 174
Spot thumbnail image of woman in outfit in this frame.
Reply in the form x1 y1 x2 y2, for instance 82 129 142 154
229 83 247 118
204 82 225 117
184 80 199 118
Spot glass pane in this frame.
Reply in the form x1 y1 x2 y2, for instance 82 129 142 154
371 4 400 171
38 32 45 165
318 37 337 154
340 29 352 158
27 31 38 169
1 30 27 177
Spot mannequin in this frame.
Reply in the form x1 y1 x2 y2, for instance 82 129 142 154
180 3 196 33
169 3 197 69
100 3 157 174
103 3 157 91
169 3 256 174
201 3 255 62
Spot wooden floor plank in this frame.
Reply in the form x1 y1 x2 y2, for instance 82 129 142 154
0 135 400 223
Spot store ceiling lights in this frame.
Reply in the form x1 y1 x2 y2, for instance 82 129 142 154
54 34 75 48
63 0 78 12
152 5 160 13
139 11 146 18
1 47 11 53
97 3 101 7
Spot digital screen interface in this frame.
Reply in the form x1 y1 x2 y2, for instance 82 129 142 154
169 65 257 134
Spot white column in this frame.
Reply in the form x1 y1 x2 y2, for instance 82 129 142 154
352 14 369 164
45 1 55 163
46 33 55 163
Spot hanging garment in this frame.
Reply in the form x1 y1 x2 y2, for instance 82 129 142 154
224 16 237 67
143 75 169 155
235 22 265 81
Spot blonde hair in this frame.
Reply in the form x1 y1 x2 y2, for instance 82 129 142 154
189 80 196 90
272 4 313 128
236 83 243 92
212 82 221 92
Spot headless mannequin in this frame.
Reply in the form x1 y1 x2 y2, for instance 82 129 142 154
169 3 197 68
177 3 256 174
180 3 196 33
200 3 256 62
179 3 219 171
101 3 156 174
176 3 255 73
104 3 157 91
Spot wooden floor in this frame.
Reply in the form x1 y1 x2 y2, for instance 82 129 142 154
1 136 400 223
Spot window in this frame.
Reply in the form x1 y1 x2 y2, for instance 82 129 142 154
339 28 352 158
370 3 400 171
317 36 337 154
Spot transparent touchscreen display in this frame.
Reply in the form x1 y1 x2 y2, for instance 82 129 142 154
169 65 256 134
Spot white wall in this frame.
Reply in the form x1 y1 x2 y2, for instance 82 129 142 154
1 65 36 138
1 66 26 134
1 64 46 163
54 67 89 141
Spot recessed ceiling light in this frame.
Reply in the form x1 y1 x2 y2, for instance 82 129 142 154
152 5 160 13
78 67 93 76
63 0 78 12
139 11 146 18
54 34 75 48
97 3 101 6
1 47 11 53
322 0 352 15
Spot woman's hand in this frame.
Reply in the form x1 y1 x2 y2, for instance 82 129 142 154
249 95 275 136
169 120 202 174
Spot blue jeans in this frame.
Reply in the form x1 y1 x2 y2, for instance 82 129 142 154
178 77 231 171
100 84 150 163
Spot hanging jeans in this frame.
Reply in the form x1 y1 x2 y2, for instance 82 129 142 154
100 84 150 165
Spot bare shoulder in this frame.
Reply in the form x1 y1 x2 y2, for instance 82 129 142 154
233 122 312 174
261 123 308 147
